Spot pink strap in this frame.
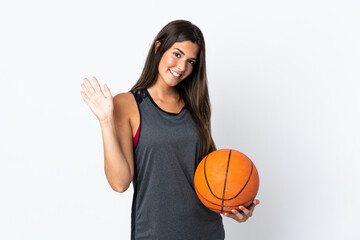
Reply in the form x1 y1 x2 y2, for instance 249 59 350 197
133 124 140 148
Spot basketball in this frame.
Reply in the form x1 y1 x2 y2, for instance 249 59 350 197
194 149 259 214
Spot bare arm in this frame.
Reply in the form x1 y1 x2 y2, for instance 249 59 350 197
100 116 133 192
100 93 135 192
80 77 134 192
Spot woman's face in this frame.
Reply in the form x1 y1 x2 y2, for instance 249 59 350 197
156 40 199 87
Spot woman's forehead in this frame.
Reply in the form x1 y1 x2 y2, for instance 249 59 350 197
171 41 199 58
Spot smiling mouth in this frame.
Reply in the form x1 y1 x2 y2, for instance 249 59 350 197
169 69 182 79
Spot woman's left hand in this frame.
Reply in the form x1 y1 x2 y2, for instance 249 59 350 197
222 199 260 223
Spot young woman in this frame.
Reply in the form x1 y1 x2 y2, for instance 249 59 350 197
80 19 259 240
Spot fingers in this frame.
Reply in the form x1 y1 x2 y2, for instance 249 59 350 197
81 77 111 100
224 209 248 223
239 206 251 217
103 83 112 98
248 199 260 212
84 78 96 95
91 77 105 97
81 83 89 95
80 91 89 103
232 209 248 222
80 83 93 104
223 200 260 223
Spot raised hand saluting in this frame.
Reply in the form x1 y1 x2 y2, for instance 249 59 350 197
80 77 114 122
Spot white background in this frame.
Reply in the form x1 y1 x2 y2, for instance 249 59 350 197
1 0 359 239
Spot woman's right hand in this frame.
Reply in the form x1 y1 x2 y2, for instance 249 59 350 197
80 77 114 122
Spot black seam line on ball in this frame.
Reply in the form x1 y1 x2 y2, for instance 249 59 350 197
205 151 255 201
221 149 232 213
195 185 254 207
205 150 237 201
205 154 224 201
195 186 221 206
224 161 254 201
204 155 214 197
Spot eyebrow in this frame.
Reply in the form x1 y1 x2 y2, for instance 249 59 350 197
174 48 197 60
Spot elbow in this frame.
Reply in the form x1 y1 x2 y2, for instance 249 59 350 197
114 187 127 193
112 183 130 193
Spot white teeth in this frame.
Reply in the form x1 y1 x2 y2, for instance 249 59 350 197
170 69 181 77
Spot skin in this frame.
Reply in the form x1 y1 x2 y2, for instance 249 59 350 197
223 199 260 223
151 40 261 223
147 40 199 110
80 40 260 223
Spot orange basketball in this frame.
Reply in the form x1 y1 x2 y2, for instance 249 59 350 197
194 149 259 214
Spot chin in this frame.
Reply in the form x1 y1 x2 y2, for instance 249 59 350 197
166 78 182 87
168 81 180 87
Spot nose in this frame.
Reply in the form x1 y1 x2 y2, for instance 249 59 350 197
176 59 186 72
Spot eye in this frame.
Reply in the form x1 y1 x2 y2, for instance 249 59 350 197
188 60 196 66
173 52 181 58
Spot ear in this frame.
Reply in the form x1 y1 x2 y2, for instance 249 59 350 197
154 40 161 54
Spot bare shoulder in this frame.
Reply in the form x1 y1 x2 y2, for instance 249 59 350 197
113 92 136 112
114 91 132 103
113 92 138 134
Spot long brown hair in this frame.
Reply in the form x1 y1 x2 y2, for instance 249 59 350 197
129 19 216 168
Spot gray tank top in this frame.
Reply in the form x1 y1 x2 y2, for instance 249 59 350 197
130 88 225 240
